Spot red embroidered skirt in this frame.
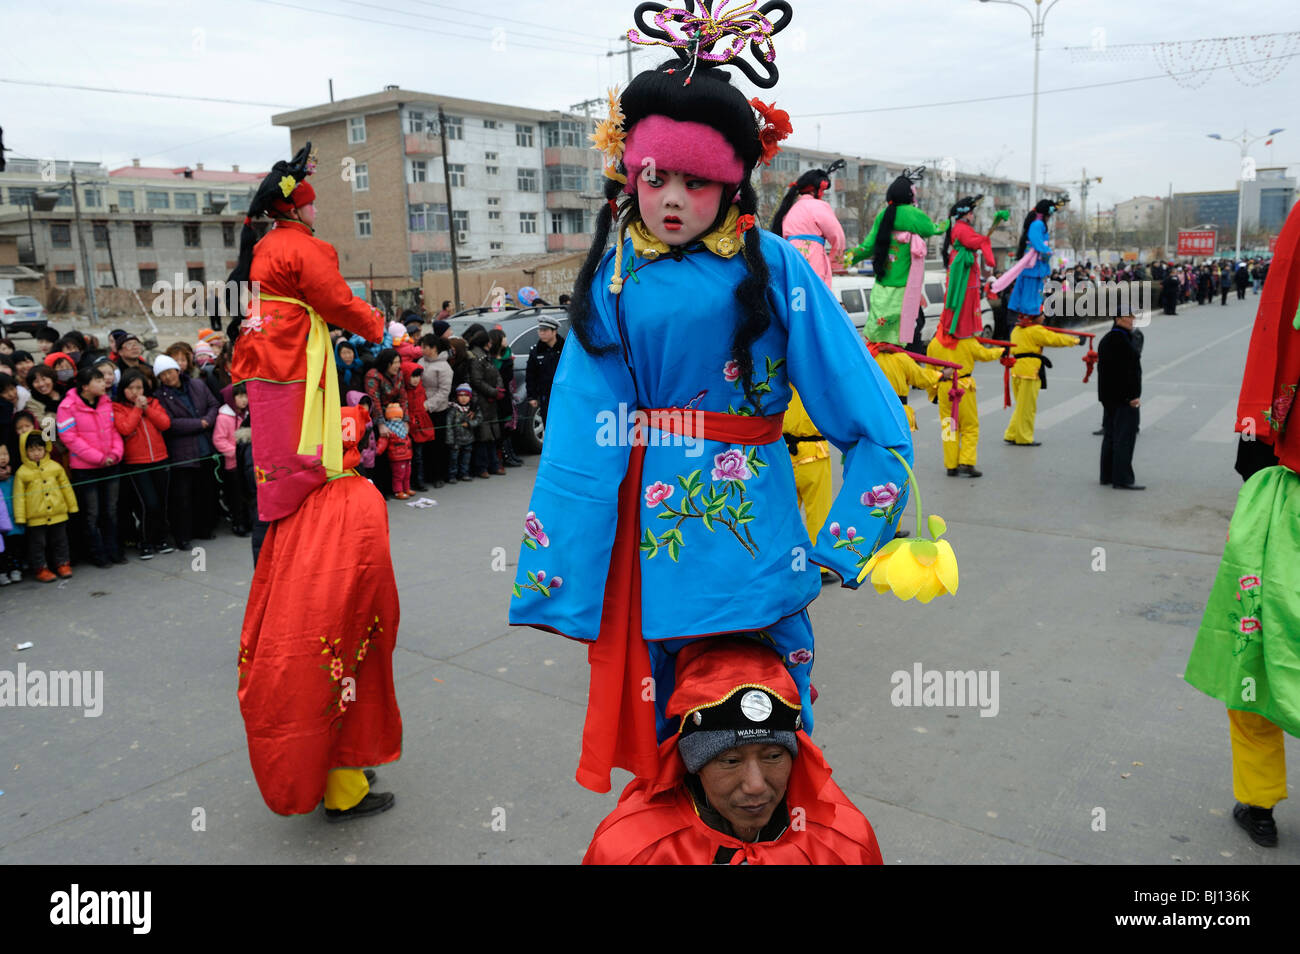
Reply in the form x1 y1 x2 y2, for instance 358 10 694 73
238 474 403 814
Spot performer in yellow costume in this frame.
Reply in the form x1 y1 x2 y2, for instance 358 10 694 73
867 342 943 432
926 328 1005 477
783 388 833 575
1003 316 1082 446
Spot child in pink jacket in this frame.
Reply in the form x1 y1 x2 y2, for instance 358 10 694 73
214 383 251 536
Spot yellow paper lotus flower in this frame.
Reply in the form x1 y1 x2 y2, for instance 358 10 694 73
856 451 959 603
278 175 297 198
858 534 958 604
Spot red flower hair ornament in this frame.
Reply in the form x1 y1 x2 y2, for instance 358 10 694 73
751 98 792 166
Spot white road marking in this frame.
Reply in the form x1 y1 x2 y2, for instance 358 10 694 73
1191 402 1239 443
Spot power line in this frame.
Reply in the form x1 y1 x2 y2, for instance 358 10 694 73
405 0 611 44
254 0 607 57
334 0 608 51
0 77 294 108
791 51 1300 119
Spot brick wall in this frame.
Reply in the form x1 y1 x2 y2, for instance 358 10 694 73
291 107 410 293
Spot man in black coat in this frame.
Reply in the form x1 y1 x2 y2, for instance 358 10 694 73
1097 313 1144 490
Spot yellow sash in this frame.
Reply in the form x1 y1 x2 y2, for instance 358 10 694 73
257 293 344 476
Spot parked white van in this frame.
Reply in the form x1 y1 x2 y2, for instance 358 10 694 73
831 265 994 343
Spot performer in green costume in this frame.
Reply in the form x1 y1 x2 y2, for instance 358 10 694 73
846 170 947 346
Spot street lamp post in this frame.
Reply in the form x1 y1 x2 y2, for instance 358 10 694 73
979 0 1063 212
1207 127 1284 260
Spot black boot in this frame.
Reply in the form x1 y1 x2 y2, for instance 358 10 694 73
1233 802 1278 847
958 464 982 478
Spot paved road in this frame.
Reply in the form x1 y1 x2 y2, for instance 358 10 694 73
1 290 1294 864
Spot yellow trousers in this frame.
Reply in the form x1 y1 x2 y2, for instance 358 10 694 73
1229 709 1287 809
794 457 832 540
323 767 370 811
1004 376 1041 444
903 402 918 431
938 381 980 468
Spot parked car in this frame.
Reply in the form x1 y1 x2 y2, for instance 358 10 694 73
445 305 571 454
831 266 994 342
0 295 50 336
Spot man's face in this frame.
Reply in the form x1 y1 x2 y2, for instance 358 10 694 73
637 169 725 247
121 339 143 359
537 327 556 346
1117 314 1135 330
697 743 793 841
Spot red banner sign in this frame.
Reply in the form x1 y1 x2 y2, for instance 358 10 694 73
1177 230 1217 256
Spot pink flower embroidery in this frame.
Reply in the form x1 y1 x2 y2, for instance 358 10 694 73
861 483 900 508
330 658 344 682
550 576 564 589
644 481 674 507
524 511 549 547
1239 617 1261 634
788 648 813 666
1238 575 1261 591
711 449 753 482
829 522 841 538
722 360 741 383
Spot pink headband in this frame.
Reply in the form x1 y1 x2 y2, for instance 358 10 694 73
621 115 745 195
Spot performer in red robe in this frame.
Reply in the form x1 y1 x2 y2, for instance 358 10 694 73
939 195 995 339
584 639 883 864
229 144 402 820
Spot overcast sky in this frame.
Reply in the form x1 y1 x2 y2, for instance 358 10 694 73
4 0 1298 215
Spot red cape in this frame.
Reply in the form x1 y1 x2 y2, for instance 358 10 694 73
582 734 883 865
1235 201 1300 471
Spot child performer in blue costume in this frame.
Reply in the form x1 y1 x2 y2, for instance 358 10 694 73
509 0 939 794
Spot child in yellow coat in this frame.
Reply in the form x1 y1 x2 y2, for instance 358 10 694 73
1003 316 1083 446
926 329 1005 477
13 431 79 581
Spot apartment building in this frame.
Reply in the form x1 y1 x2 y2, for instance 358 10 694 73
271 86 601 295
0 158 263 294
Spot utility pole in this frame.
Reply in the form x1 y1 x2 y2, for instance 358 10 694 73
1170 180 1180 257
1075 167 1102 263
70 168 98 322
606 37 635 84
438 105 460 307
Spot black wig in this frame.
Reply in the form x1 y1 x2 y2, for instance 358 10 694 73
871 173 920 279
770 167 832 236
566 61 773 403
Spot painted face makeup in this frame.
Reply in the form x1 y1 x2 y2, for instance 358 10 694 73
637 169 726 248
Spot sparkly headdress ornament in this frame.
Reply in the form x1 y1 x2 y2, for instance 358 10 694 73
627 0 793 89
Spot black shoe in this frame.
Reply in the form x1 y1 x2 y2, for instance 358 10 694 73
1233 802 1278 847
325 791 395 823
1003 438 1016 444
894 529 910 538
1092 428 1104 435
433 481 445 489
364 769 376 785
958 464 982 478
1012 441 1042 447
159 543 177 555
1113 483 1146 491
139 547 155 561
947 467 959 476
176 540 192 551
411 483 429 492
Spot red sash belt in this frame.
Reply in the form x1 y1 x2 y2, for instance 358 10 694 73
578 409 784 793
